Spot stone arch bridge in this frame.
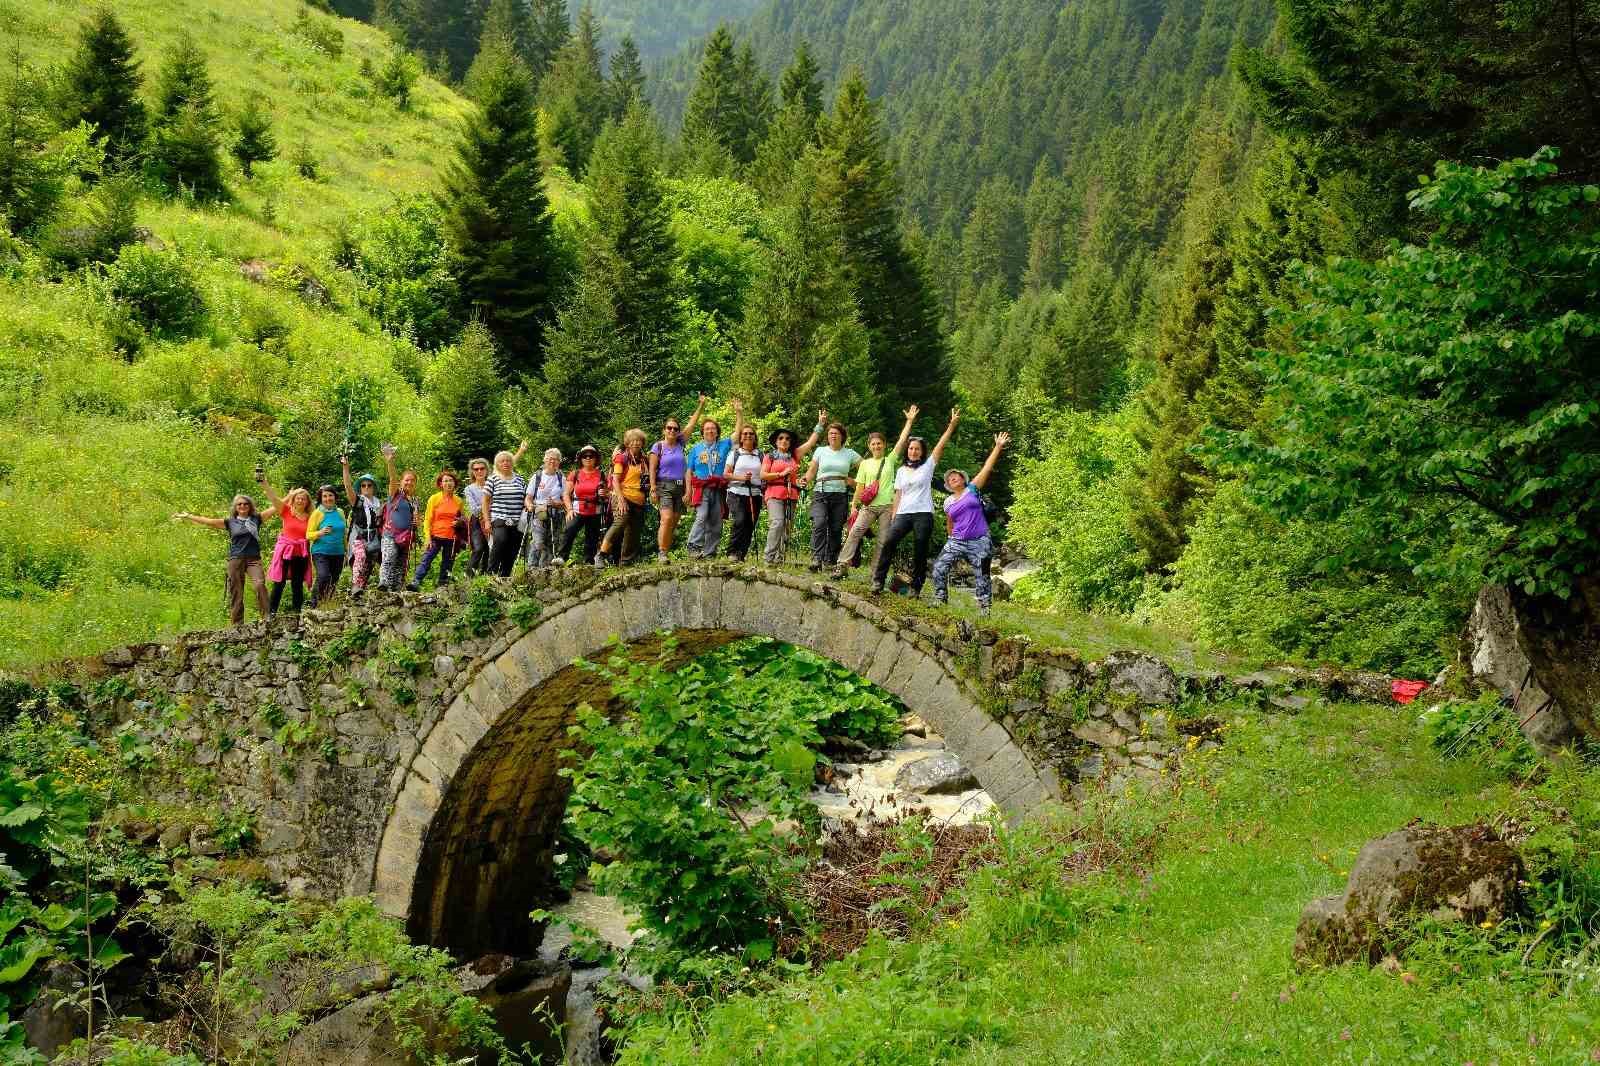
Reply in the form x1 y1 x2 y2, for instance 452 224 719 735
70 563 1377 958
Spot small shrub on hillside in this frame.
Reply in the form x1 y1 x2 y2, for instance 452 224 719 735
103 244 207 339
343 197 462 349
371 50 420 110
42 172 141 271
230 95 277 178
290 141 318 180
290 7 344 58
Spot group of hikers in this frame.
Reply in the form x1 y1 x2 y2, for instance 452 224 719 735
174 396 1012 626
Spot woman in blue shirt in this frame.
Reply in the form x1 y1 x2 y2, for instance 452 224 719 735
686 398 744 558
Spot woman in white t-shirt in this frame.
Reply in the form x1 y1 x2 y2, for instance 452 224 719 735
871 408 961 597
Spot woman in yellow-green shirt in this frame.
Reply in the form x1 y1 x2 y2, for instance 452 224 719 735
833 406 918 578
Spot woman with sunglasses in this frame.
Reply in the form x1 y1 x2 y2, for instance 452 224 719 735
173 493 269 625
649 394 707 562
687 398 744 558
760 411 825 565
723 422 765 562
462 457 492 575
559 444 608 564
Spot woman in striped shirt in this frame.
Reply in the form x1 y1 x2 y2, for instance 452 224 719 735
483 443 529 578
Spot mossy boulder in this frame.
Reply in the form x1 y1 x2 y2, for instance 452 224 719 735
1293 822 1523 966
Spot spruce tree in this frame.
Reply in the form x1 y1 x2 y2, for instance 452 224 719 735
527 0 571 83
0 52 67 236
437 44 562 374
679 26 741 173
531 272 622 453
426 321 507 466
475 0 532 70
778 39 824 123
813 70 952 429
583 101 684 429
731 43 773 164
150 33 225 198
231 94 277 178
538 2 605 175
735 162 877 432
58 6 148 171
607 35 645 119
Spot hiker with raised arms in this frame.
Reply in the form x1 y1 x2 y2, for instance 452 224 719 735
932 432 1011 615
871 408 960 598
172 491 269 626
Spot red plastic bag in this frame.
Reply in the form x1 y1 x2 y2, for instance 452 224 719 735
1391 679 1429 704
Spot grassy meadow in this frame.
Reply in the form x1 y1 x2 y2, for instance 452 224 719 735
0 0 473 667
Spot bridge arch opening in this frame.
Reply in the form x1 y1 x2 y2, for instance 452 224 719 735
370 572 1053 958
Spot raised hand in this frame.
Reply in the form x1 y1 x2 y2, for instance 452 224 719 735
172 512 188 522
818 408 828 424
380 443 398 459
733 397 744 413
904 404 920 422
994 432 1011 450
948 407 962 425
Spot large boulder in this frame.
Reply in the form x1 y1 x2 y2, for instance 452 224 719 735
894 752 979 795
1098 652 1180 706
1466 585 1578 752
1294 822 1523 967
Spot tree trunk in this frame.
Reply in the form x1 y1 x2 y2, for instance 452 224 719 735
1510 577 1600 744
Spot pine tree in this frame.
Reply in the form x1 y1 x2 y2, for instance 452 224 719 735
149 33 225 198
813 70 952 429
731 43 773 164
527 0 571 83
58 6 148 171
538 2 605 175
680 25 741 173
0 50 67 236
735 161 877 431
584 101 684 429
231 94 277 178
426 321 507 466
475 0 532 69
607 35 645 120
437 44 562 374
778 39 824 123
531 272 623 453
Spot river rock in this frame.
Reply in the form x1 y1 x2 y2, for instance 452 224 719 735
893 752 978 795
1293 822 1523 966
456 954 572 1065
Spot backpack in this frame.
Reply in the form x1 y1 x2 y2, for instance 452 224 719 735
971 488 1003 534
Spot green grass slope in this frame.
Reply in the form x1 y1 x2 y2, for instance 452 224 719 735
0 0 471 668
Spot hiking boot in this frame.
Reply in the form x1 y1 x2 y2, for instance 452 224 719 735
870 582 884 595
405 582 421 592
657 551 670 564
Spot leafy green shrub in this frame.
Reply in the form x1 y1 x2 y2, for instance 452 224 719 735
1007 407 1145 614
290 8 344 58
42 173 141 272
102 244 206 339
1419 692 1539 778
343 197 462 349
563 641 822 969
1163 482 1463 675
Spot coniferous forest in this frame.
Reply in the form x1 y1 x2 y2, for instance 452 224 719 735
2 0 1600 1062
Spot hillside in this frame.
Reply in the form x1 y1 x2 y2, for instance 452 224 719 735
0 0 471 666
590 0 767 57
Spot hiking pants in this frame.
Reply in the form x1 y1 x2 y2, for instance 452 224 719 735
560 512 604 563
226 556 269 625
727 493 761 560
413 536 457 587
311 553 344 606
269 556 308 615
871 512 934 595
838 505 890 571
602 499 646 565
379 533 411 591
763 498 796 564
809 491 849 568
687 487 726 557
489 521 522 577
350 538 378 591
932 535 994 610
466 522 490 576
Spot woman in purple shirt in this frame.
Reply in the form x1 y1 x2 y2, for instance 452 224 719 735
650 395 707 562
931 432 1011 615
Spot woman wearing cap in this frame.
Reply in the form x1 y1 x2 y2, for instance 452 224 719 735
871 408 960 598
835 406 918 578
598 428 649 566
723 423 764 562
523 448 567 569
257 473 315 616
172 494 269 625
484 442 531 578
687 398 743 558
559 445 607 564
650 394 707 563
800 419 861 572
411 469 464 590
462 457 492 575
760 411 824 565
341 455 385 597
932 433 1011 614
306 485 347 606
